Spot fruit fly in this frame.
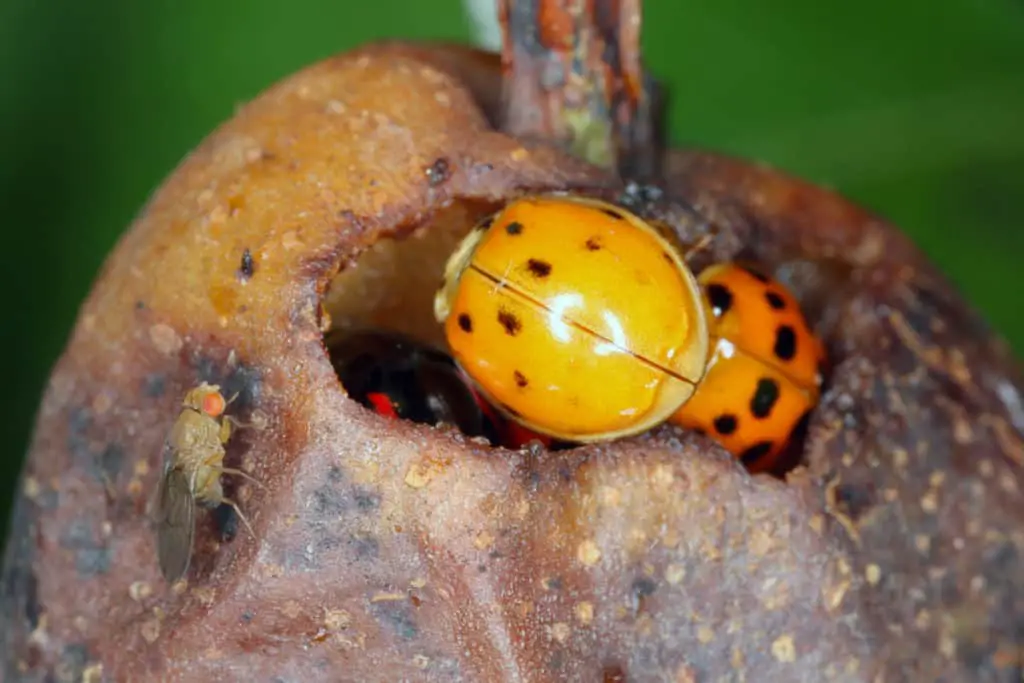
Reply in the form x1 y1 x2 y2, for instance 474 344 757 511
151 382 259 583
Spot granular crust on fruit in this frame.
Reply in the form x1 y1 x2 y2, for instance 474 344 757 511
1 42 1021 683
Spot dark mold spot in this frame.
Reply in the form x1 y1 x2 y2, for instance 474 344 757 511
191 354 262 411
740 440 774 465
765 291 786 310
135 300 146 310
370 601 419 640
513 370 529 388
774 325 798 361
750 378 781 419
311 482 349 517
497 309 522 336
706 283 733 317
348 533 380 560
241 610 254 623
632 576 657 597
143 373 167 398
629 576 658 617
713 414 738 436
526 258 552 278
1 497 39 646
601 207 624 220
585 237 602 251
68 407 92 434
24 571 40 629
505 221 524 236
238 248 255 280
424 157 451 186
214 502 239 542
457 313 473 333
57 644 90 683
75 547 112 577
834 481 877 522
220 362 263 412
354 490 381 511
96 443 124 485
58 520 112 576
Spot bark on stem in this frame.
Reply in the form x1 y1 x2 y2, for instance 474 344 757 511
498 0 661 181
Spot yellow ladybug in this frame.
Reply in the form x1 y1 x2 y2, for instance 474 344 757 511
434 195 709 442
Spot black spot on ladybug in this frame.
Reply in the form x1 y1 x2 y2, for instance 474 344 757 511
585 237 602 251
238 248 255 280
774 325 797 361
706 283 733 317
457 313 473 333
765 291 786 310
740 440 774 465
601 208 624 220
750 378 781 419
505 221 524 236
497 309 522 336
425 157 450 186
713 414 738 435
742 265 770 283
513 370 529 388
526 258 552 278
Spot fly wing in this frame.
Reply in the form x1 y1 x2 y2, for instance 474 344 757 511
153 463 196 582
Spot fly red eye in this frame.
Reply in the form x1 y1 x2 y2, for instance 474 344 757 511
202 392 226 417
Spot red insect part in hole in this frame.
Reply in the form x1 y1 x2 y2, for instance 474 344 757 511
328 329 553 450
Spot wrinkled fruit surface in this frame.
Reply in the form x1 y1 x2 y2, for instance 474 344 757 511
2 42 1023 682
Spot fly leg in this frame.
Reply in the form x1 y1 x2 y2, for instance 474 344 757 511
219 497 256 540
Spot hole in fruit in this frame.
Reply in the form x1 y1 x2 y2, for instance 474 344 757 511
322 200 514 447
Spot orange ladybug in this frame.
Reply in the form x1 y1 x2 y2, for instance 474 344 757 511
670 263 826 472
434 195 709 442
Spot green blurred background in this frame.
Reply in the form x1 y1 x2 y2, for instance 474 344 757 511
1 0 1022 526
